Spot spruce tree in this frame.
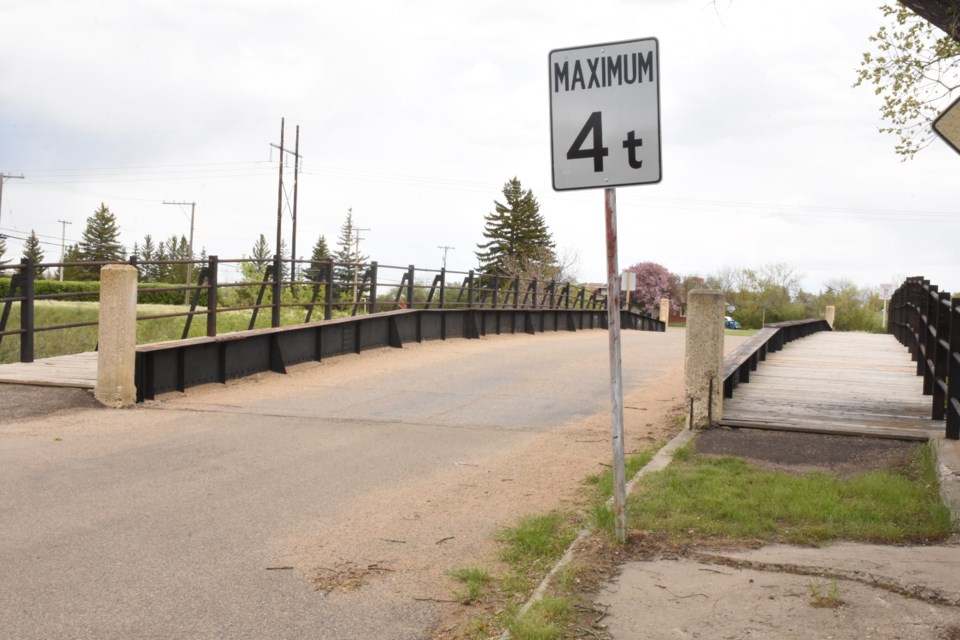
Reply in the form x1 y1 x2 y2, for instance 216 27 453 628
135 234 159 282
333 209 368 298
250 234 271 270
306 234 331 282
78 202 124 279
475 177 556 279
22 230 45 277
304 234 330 282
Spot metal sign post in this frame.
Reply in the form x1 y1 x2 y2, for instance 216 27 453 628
549 37 661 544
605 188 627 542
549 38 661 542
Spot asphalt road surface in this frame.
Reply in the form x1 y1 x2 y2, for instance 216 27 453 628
0 329 689 639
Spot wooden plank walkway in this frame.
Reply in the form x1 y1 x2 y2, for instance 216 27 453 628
720 332 939 440
0 352 98 389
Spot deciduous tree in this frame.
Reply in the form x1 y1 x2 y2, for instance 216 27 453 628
855 3 960 157
624 261 679 317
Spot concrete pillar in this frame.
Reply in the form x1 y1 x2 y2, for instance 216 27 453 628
659 298 670 327
95 265 138 408
825 305 836 329
684 290 725 429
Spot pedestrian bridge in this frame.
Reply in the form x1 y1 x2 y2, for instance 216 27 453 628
1 278 956 444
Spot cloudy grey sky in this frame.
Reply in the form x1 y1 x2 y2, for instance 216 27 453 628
1 0 957 293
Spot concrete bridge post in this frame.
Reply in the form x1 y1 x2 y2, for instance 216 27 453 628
684 290 725 429
825 305 836 329
659 298 670 327
95 264 138 408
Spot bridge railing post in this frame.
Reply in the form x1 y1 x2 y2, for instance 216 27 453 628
948 298 960 440
406 265 415 309
95 264 138 408
439 268 446 309
369 261 378 315
271 254 282 328
467 270 475 309
324 260 334 320
923 284 939 395
206 255 219 337
932 291 950 420
20 259 35 363
684 289 725 429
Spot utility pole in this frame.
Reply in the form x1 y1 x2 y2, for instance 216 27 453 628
292 125 300 282
437 245 455 270
275 118 285 273
162 200 197 304
58 219 72 282
270 119 303 283
0 173 25 231
352 226 371 304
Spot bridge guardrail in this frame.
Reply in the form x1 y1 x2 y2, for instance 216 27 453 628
1 257 615 365
722 318 832 399
888 277 960 440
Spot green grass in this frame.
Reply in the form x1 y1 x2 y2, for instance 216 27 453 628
506 595 573 640
449 566 492 604
497 512 577 573
627 442 952 545
582 444 662 537
725 328 759 336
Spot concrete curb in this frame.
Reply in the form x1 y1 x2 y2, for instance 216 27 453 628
499 428 695 640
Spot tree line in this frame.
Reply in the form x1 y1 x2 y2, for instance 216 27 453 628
623 260 889 333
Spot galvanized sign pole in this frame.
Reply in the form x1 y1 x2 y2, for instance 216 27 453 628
604 187 627 542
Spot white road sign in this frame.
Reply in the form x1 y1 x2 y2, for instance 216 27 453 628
879 283 894 301
549 38 661 191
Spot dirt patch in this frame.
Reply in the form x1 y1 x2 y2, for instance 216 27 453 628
0 384 101 424
312 561 397 594
695 426 920 477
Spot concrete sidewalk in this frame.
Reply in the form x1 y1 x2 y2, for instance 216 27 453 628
598 434 960 640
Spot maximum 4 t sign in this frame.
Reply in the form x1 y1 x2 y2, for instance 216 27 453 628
549 38 661 191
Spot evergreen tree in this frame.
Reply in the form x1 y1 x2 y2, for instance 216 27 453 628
22 230 45 278
475 178 556 280
61 244 84 281
333 209 368 298
134 234 159 282
78 202 124 279
250 234 271 270
306 234 331 282
0 234 7 266
163 234 189 284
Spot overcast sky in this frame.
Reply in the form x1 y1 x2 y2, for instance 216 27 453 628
1 0 957 293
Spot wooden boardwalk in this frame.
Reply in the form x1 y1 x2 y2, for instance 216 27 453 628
721 332 939 440
0 352 98 389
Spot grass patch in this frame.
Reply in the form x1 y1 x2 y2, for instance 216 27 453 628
808 579 844 609
497 512 576 573
628 442 952 545
449 566 492 604
506 595 573 640
725 328 759 337
582 443 664 537
582 448 658 503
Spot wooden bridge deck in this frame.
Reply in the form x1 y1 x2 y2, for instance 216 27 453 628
0 352 97 389
720 332 939 440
